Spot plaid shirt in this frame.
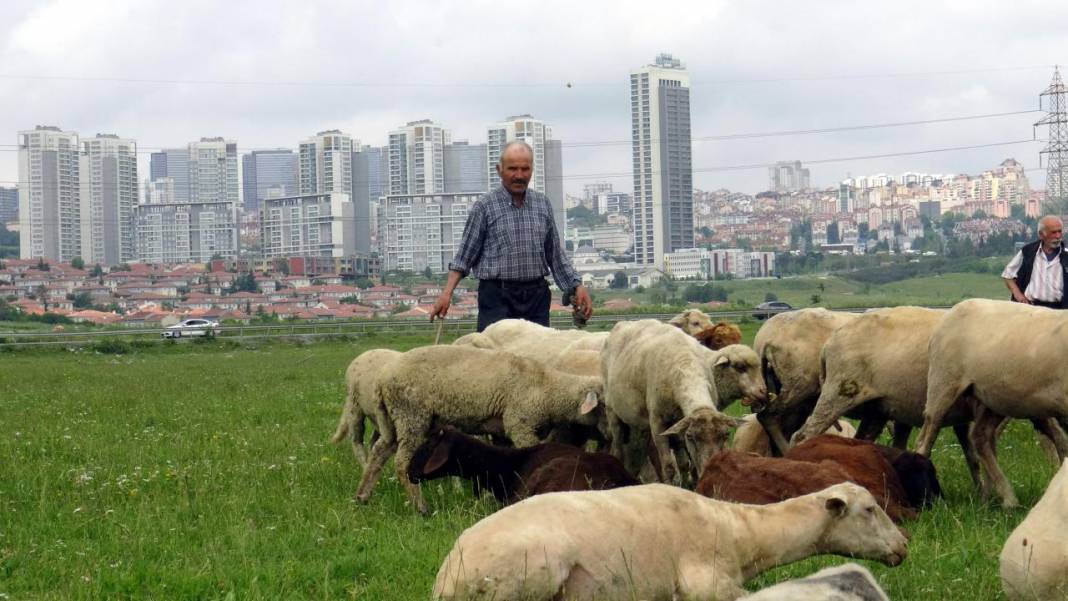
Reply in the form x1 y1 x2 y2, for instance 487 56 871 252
449 185 582 291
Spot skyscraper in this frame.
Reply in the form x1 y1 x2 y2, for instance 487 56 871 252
17 126 82 261
149 148 190 203
242 149 298 211
0 186 17 224
486 115 564 236
444 141 488 194
80 134 138 265
352 145 388 254
299 130 355 196
630 53 693 267
188 137 239 205
388 119 450 195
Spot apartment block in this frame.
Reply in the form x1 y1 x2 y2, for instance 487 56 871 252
259 193 355 258
378 192 477 273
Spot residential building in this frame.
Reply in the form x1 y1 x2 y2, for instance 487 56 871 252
135 200 238 263
242 149 298 212
388 119 450 195
379 192 477 273
769 161 811 193
352 145 387 255
79 133 138 265
259 193 355 258
0 185 16 223
299 130 355 196
17 126 82 261
149 148 190 203
664 247 776 280
596 192 632 217
188 137 239 206
630 54 693 268
486 114 565 236
145 178 176 205
444 141 488 194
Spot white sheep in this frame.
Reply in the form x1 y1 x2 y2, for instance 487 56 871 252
329 348 401 467
432 482 907 601
354 345 603 514
601 319 763 484
739 563 889 601
732 413 857 456
1001 460 1068 600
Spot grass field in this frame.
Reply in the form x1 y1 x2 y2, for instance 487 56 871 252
0 332 1058 600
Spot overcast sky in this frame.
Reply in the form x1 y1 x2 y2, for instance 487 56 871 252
1 0 1066 197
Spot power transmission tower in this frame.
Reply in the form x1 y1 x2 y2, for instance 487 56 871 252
1036 66 1068 214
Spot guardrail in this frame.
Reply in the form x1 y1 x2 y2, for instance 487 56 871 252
0 307 867 348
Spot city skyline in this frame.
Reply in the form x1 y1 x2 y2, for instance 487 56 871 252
0 1 1064 198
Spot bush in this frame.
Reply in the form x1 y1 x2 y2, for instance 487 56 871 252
92 339 131 354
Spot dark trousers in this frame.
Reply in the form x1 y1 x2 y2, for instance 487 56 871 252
1030 299 1066 309
477 279 551 332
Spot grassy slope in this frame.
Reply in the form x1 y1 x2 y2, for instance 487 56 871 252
0 331 1054 600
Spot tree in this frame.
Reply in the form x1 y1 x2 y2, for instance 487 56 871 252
70 256 84 270
610 271 629 289
230 272 259 293
114 263 131 272
810 294 822 305
764 292 778 302
68 291 93 309
89 264 104 278
422 266 433 279
36 258 50 272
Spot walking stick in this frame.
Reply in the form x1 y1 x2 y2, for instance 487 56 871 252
433 316 445 345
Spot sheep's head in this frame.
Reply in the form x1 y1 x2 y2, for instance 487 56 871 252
669 309 715 338
708 345 768 410
816 483 909 567
407 427 463 483
694 321 742 350
660 409 743 473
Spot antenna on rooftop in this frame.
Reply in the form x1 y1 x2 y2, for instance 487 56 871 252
1036 66 1068 214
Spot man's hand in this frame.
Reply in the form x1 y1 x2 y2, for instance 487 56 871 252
572 285 593 319
1012 290 1031 304
430 291 451 321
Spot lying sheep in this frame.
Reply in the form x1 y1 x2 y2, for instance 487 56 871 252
916 299 1068 508
406 427 637 504
732 413 856 456
354 345 603 514
432 482 907 601
329 348 401 467
752 308 858 454
739 563 889 601
875 443 943 509
1001 460 1068 600
601 319 759 484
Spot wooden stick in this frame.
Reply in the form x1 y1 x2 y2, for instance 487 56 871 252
433 317 445 345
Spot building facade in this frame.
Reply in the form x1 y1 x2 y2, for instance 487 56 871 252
378 192 477 273
0 185 17 224
188 137 239 206
444 141 488 194
135 200 238 263
769 161 811 193
388 119 450 195
259 193 355 259
242 149 298 212
149 148 191 204
79 134 138 265
18 126 82 261
664 247 776 280
352 146 387 255
486 115 565 237
299 130 354 196
630 54 693 268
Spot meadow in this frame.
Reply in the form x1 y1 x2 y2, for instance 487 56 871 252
0 328 1058 600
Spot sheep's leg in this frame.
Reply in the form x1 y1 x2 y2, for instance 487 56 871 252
607 412 627 461
649 414 679 485
947 423 982 493
891 422 912 449
971 406 1018 508
1029 418 1068 463
675 559 746 601
349 407 368 467
915 373 968 456
854 415 888 442
355 436 397 503
756 412 791 456
392 435 429 515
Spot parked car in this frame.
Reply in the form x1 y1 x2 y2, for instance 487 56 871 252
752 301 793 320
162 319 219 339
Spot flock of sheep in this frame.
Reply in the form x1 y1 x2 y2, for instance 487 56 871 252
331 300 1068 600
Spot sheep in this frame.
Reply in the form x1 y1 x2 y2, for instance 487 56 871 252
1001 460 1068 600
732 413 856 456
329 348 401 467
874 443 943 509
915 299 1068 508
354 345 603 514
669 308 742 349
739 563 889 601
406 427 637 504
752 308 859 454
432 482 907 601
600 319 760 484
696 448 915 523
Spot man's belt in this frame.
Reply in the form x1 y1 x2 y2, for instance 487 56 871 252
480 278 547 290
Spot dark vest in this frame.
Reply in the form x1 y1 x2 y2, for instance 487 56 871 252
1013 240 1068 307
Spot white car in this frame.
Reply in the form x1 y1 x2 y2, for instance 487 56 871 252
162 318 219 339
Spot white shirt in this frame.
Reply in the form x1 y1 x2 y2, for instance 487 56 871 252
1002 246 1064 302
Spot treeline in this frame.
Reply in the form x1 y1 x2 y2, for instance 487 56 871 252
840 257 1003 286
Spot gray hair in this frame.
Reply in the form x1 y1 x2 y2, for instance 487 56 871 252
498 140 534 166
1039 215 1063 235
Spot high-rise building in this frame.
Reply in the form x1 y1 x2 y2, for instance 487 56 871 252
486 114 564 236
79 134 138 265
299 130 355 196
630 54 693 267
149 148 190 203
352 145 388 255
259 193 355 258
17 126 82 261
769 161 811 193
0 186 17 224
188 137 239 205
444 141 488 194
379 192 477 273
388 119 450 195
242 149 298 212
135 200 237 264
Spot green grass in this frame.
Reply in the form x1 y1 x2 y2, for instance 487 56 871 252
0 333 1056 599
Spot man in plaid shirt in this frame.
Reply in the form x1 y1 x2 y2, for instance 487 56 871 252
430 141 593 331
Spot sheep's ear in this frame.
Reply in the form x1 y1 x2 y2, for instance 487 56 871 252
825 495 848 518
422 437 453 474
660 416 692 438
713 354 729 367
579 391 599 415
668 312 686 328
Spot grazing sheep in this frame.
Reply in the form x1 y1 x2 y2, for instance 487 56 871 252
752 308 858 454
696 448 915 523
669 308 742 349
1001 460 1068 600
739 563 889 601
916 299 1068 507
355 345 603 514
329 348 401 466
601 319 759 484
406 427 637 504
732 413 856 456
432 482 907 601
874 444 943 509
